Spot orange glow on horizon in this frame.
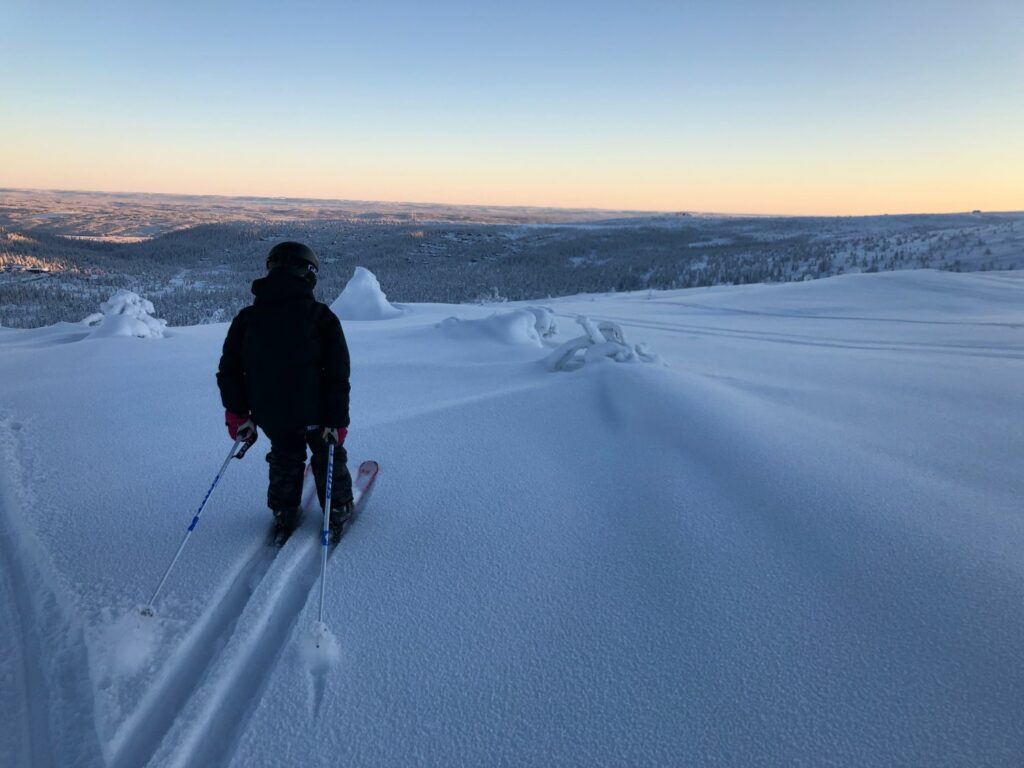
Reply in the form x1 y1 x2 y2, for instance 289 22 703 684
1 130 1021 216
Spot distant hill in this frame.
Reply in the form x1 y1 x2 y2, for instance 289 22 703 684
1 189 1021 328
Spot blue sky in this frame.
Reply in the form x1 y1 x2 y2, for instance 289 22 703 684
1 0 1021 213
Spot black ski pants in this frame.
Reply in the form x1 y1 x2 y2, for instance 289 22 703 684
266 428 353 513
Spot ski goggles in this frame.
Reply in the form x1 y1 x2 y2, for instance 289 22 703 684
266 255 318 275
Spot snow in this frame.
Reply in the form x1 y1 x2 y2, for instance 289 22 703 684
438 309 545 346
545 316 664 371
524 305 558 338
84 290 168 339
438 305 558 347
298 621 342 714
329 267 403 321
92 610 159 678
1 268 1023 766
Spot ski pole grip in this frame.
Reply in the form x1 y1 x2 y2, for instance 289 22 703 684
235 441 253 460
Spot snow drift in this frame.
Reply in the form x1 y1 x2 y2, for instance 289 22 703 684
330 267 403 320
437 309 547 346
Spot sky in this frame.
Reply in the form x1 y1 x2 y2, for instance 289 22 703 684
1 0 1022 215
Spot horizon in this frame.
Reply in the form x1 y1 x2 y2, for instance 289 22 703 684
2 1 1022 215
6 185 1022 221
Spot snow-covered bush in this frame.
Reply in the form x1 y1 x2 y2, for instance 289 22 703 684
330 267 403 320
523 306 557 338
545 315 662 372
83 290 167 339
475 287 508 304
438 310 544 347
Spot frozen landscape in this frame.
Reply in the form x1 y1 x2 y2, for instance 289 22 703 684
1 265 1022 767
3 189 1023 329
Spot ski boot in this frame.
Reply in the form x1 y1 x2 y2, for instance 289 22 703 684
329 500 354 544
270 506 303 547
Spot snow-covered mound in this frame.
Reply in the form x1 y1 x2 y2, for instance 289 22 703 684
329 267 402 320
546 315 662 371
1 269 1023 767
438 309 545 346
83 290 168 339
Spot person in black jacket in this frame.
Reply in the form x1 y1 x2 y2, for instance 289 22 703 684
217 241 354 542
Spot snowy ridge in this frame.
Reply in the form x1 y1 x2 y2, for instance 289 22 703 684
1 269 1023 766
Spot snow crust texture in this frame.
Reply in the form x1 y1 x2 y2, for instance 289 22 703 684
1 269 1023 767
329 267 403 320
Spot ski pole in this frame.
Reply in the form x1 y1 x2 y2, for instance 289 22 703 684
317 442 335 625
142 438 244 616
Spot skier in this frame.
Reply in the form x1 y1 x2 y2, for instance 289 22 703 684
216 241 354 543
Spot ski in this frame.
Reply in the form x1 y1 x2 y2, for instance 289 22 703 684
330 459 379 548
312 459 379 631
266 461 379 548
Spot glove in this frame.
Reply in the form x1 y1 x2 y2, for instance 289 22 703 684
322 427 347 446
226 411 257 444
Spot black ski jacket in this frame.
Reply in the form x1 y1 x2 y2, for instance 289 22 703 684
217 271 350 437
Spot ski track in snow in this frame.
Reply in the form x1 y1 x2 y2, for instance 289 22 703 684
0 421 329 768
563 312 1024 361
0 489 48 768
107 475 320 768
147 534 324 768
0 420 106 768
105 544 277 768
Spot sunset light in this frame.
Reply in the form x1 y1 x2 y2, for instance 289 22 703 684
2 1 1021 214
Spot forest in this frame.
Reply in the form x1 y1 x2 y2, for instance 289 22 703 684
1 190 1021 328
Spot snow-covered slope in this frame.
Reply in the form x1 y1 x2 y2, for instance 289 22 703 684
1 269 1023 767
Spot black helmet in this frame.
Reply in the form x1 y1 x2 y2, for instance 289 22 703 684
266 241 319 284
